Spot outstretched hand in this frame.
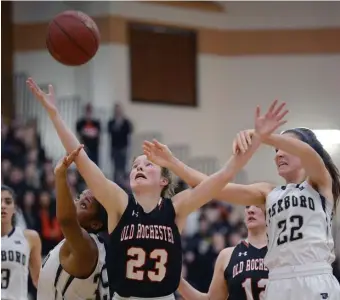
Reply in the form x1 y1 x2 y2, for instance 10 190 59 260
255 99 288 139
143 139 174 168
54 145 84 175
232 100 288 154
26 78 58 115
232 130 254 154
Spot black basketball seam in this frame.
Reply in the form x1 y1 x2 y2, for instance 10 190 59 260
53 19 92 59
72 16 99 50
47 29 74 66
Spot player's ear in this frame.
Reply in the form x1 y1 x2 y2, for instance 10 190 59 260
160 176 169 187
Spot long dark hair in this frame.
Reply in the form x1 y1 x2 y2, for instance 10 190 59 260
283 128 340 209
1 185 17 226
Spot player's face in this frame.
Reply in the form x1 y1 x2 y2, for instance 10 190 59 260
75 189 102 232
130 155 168 193
275 133 303 180
1 190 15 225
245 205 266 229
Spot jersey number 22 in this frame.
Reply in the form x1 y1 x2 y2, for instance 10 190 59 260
126 247 167 282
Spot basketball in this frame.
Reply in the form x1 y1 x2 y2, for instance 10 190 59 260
46 11 100 66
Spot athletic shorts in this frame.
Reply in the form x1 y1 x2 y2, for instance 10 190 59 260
265 262 340 300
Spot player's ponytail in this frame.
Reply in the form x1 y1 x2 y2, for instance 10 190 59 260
283 128 340 210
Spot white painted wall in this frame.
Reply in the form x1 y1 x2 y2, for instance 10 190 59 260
13 1 340 186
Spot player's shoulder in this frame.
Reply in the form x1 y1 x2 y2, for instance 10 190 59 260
23 229 41 246
220 246 236 258
218 246 236 270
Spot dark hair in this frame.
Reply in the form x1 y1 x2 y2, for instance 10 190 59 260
282 128 340 209
1 185 16 200
93 201 108 234
1 185 17 226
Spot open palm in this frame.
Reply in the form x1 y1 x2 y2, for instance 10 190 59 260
26 77 58 115
255 99 289 138
143 140 174 168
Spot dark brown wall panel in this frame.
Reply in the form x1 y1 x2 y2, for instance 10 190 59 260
129 23 197 106
2 1 14 121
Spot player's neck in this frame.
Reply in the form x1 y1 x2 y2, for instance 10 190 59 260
133 191 161 213
1 223 14 237
247 230 267 248
284 169 306 185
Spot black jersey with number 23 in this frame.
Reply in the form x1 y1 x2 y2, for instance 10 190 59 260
224 241 268 300
107 195 182 298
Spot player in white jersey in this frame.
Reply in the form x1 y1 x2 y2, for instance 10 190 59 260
37 147 110 300
147 100 340 299
1 185 42 300
230 101 340 299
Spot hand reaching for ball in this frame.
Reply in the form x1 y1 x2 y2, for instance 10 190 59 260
26 78 58 116
143 139 175 168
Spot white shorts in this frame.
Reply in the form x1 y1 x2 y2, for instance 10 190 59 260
265 262 340 300
112 293 175 300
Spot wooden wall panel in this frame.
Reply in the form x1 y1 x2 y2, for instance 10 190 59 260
2 1 14 121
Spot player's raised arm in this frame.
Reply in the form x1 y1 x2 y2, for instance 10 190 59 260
142 141 269 207
26 78 128 225
170 134 262 219
252 100 334 199
178 248 231 300
53 146 99 275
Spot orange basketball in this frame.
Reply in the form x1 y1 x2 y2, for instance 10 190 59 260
46 10 100 66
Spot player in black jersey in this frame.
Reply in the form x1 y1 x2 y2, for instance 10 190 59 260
27 78 264 299
178 205 268 300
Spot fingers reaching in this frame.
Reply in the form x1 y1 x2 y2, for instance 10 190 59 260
153 139 164 150
238 132 249 153
245 130 252 145
255 106 261 119
267 99 279 114
64 145 84 167
273 101 286 116
48 84 55 96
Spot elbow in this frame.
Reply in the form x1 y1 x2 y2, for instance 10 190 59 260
33 277 39 288
31 271 39 288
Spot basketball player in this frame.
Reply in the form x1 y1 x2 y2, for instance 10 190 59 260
178 205 268 300
1 185 42 300
37 146 110 300
26 78 284 299
144 100 340 299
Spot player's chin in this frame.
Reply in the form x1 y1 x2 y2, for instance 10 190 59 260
1 216 10 224
246 221 258 229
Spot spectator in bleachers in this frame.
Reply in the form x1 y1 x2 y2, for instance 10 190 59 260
22 189 39 230
37 190 62 255
107 103 133 187
76 103 101 165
